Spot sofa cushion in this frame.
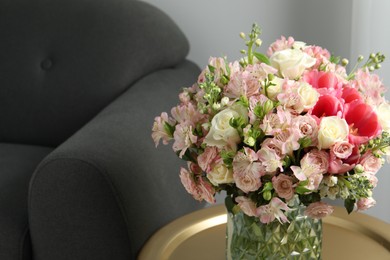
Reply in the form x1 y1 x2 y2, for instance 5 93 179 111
0 143 52 260
0 0 189 146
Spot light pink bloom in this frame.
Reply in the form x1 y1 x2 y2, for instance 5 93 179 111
257 147 284 174
256 197 291 224
304 202 334 219
179 167 201 201
357 197 376 211
353 68 386 107
328 145 358 174
235 196 257 217
303 45 331 69
331 141 354 159
197 146 220 173
267 36 295 57
271 128 300 156
292 115 319 144
277 81 304 114
172 123 197 158
233 147 264 193
301 149 329 174
291 150 328 190
198 57 229 86
359 151 383 175
171 102 204 126
152 112 175 147
261 138 283 158
272 174 295 200
248 94 272 124
197 176 216 204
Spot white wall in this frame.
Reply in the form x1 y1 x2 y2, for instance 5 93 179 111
142 0 390 223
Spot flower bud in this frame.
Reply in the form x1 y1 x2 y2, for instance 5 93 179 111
221 97 230 106
370 53 376 59
255 39 262 47
358 55 364 62
341 58 349 66
239 32 246 39
212 103 221 110
263 190 272 201
354 164 365 174
263 100 274 114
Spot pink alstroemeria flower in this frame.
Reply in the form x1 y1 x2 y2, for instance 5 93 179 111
256 197 291 224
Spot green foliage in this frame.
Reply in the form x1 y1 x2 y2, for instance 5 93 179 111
344 198 356 214
253 52 271 65
163 122 175 137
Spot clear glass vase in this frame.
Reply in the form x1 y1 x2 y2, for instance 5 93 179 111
226 199 322 260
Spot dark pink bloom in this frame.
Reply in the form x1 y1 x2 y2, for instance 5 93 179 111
304 70 340 90
342 86 363 104
343 100 381 144
311 95 343 118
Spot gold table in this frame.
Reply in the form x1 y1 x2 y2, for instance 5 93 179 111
139 205 390 260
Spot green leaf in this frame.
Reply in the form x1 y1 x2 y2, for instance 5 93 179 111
208 65 215 73
163 122 175 137
330 55 341 64
225 195 236 214
254 52 271 65
344 198 356 214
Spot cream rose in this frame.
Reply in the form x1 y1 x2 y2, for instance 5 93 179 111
204 104 247 149
297 82 320 111
270 48 316 79
207 163 234 186
375 102 390 132
318 116 349 149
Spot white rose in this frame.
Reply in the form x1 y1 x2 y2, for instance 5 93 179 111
204 104 247 149
270 48 316 79
297 82 320 111
375 102 390 132
207 164 234 186
318 116 349 149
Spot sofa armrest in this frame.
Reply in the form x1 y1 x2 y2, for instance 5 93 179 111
28 60 204 260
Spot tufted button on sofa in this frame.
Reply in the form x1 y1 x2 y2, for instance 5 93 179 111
0 0 203 259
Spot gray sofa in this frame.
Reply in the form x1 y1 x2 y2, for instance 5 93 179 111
0 0 203 259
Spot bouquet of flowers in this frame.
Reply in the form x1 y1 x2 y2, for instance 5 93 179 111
152 24 389 224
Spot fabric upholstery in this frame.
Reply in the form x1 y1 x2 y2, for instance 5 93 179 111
0 0 203 259
0 143 52 260
0 0 189 146
29 61 202 260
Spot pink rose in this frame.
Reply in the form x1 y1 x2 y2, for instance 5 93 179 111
235 196 257 217
357 197 376 211
311 95 343 118
331 141 354 159
304 202 334 219
359 151 383 175
272 174 294 200
301 149 329 174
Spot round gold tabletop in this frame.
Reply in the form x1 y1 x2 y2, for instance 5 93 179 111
138 204 390 260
